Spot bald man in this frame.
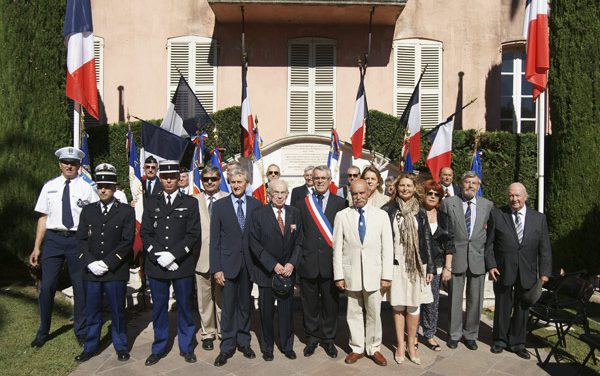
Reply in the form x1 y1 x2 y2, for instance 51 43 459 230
485 183 552 359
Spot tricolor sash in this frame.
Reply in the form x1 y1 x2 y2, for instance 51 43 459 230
305 195 333 248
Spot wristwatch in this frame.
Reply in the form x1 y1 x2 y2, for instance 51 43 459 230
443 266 452 272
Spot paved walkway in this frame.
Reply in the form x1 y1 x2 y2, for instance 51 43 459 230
69 289 580 376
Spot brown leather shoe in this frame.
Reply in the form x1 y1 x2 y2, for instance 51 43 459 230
370 351 387 366
344 352 364 364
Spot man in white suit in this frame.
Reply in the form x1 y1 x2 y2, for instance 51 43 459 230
333 179 393 366
194 164 228 351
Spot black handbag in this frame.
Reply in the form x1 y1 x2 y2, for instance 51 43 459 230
272 274 293 298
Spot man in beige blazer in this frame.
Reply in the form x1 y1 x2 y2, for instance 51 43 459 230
333 179 393 366
194 164 228 351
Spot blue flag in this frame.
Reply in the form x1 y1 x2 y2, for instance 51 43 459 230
403 150 414 173
471 149 483 197
80 132 95 187
210 148 229 193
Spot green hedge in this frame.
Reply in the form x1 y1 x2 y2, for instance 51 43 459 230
546 0 600 273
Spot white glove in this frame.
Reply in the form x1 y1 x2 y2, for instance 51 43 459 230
155 252 176 268
88 261 109 276
166 262 179 271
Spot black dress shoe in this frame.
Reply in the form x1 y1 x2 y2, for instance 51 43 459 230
263 352 274 361
238 346 256 359
303 343 318 357
30 338 45 349
117 351 130 361
284 350 297 360
202 338 214 351
214 352 233 367
321 342 338 358
514 349 531 359
447 339 459 349
490 345 504 354
75 351 95 363
145 353 166 366
181 352 197 363
464 340 478 351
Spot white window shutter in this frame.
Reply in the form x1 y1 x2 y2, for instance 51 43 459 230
194 41 216 113
289 43 310 133
394 39 442 129
314 44 335 133
93 36 104 99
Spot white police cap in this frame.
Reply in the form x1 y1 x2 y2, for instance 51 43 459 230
55 146 85 161
95 163 117 184
159 160 180 174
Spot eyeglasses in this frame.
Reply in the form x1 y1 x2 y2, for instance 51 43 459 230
347 173 359 178
426 191 442 198
267 171 280 176
202 177 219 183
313 176 330 181
145 165 157 170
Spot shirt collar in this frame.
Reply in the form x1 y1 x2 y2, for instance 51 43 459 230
514 205 527 216
356 205 368 214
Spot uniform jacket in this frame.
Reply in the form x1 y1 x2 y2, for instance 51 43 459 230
332 206 394 292
297 193 346 279
194 190 228 274
381 202 436 275
249 204 303 287
439 195 493 275
77 200 135 281
141 191 200 279
209 195 262 280
484 206 552 289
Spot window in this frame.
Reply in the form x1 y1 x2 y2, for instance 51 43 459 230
288 38 336 134
501 48 535 133
81 36 104 126
167 36 217 113
393 39 442 129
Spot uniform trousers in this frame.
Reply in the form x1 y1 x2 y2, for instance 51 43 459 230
220 266 252 353
36 231 86 340
195 271 222 340
258 286 294 354
492 277 529 351
346 289 382 355
148 276 195 354
83 280 127 353
300 276 339 345
448 270 485 341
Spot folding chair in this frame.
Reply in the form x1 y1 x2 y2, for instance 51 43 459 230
528 276 595 365
577 333 599 375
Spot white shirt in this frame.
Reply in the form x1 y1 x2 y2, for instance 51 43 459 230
354 204 368 224
314 190 330 211
442 184 455 197
272 205 286 226
162 191 178 205
99 199 115 214
461 196 477 238
35 175 99 231
205 193 218 207
513 205 527 229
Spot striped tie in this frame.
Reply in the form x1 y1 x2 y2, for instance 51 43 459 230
465 201 472 238
514 211 523 243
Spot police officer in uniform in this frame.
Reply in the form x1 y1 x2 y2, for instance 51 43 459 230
141 160 201 366
29 147 99 348
74 164 135 363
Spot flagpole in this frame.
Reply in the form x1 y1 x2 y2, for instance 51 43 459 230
73 103 81 149
537 91 546 213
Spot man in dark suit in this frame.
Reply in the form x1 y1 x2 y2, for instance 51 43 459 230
143 156 163 198
250 179 302 361
485 182 552 359
290 165 314 207
210 167 262 366
440 167 459 198
141 160 200 366
296 165 347 358
75 164 135 363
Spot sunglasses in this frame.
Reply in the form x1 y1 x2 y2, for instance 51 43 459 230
202 177 219 183
145 165 157 170
347 173 359 178
426 191 442 198
267 171 280 176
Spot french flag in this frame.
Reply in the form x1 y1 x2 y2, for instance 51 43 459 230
425 119 454 182
327 129 342 195
241 62 255 157
127 131 144 256
210 148 230 193
191 132 208 195
350 73 367 159
406 84 421 162
523 0 549 101
64 0 99 119
251 129 267 204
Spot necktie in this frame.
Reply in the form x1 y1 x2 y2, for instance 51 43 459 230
237 199 245 231
208 196 215 215
62 179 74 229
277 209 285 235
147 180 152 195
465 201 472 238
102 203 108 215
317 194 324 210
358 208 366 244
514 211 523 243
167 194 172 206
444 187 449 197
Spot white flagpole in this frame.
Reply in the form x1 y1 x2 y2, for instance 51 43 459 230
73 102 81 149
537 91 546 213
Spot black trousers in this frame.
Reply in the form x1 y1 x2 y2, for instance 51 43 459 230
220 266 252 353
492 277 529 351
258 286 294 354
300 276 339 345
